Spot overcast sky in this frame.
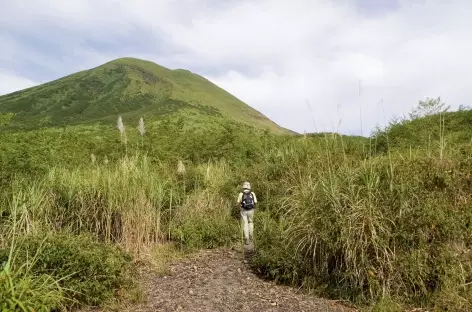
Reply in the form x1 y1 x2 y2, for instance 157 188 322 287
1 0 470 135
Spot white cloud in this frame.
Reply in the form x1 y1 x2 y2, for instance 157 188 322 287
0 70 38 95
1 0 472 135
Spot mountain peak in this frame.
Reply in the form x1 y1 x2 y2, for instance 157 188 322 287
0 58 292 134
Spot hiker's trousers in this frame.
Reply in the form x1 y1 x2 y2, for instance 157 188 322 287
240 208 254 240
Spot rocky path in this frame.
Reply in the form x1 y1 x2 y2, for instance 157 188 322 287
120 246 357 312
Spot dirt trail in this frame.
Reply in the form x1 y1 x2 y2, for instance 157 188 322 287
121 246 357 312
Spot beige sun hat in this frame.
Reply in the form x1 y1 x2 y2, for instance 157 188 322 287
242 181 251 190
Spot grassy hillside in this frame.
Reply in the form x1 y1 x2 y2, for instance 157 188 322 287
0 57 291 134
373 97 472 154
1 93 471 312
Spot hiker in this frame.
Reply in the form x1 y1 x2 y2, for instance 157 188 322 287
237 181 257 245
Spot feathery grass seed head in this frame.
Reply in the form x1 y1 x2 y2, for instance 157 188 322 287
138 117 145 136
117 116 125 134
177 160 186 175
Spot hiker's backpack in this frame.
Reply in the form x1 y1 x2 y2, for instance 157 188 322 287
241 192 255 210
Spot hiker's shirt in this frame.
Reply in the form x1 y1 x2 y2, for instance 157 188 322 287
237 190 257 208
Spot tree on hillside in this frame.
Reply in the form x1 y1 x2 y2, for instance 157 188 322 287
408 96 450 120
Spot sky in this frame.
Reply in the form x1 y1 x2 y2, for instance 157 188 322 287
1 0 471 135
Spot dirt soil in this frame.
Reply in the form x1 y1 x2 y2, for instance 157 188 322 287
116 246 357 312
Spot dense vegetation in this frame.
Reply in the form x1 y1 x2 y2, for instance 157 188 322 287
1 82 471 312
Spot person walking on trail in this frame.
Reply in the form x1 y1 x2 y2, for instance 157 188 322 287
237 181 257 245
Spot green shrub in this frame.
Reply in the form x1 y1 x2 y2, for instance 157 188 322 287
0 261 64 312
0 232 133 309
171 215 238 250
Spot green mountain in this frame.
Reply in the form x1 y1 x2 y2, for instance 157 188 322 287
0 57 292 134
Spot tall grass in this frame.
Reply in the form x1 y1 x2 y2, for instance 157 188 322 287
251 132 472 310
2 153 238 255
45 154 169 255
0 150 241 310
0 201 64 312
0 243 65 312
2 111 472 311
